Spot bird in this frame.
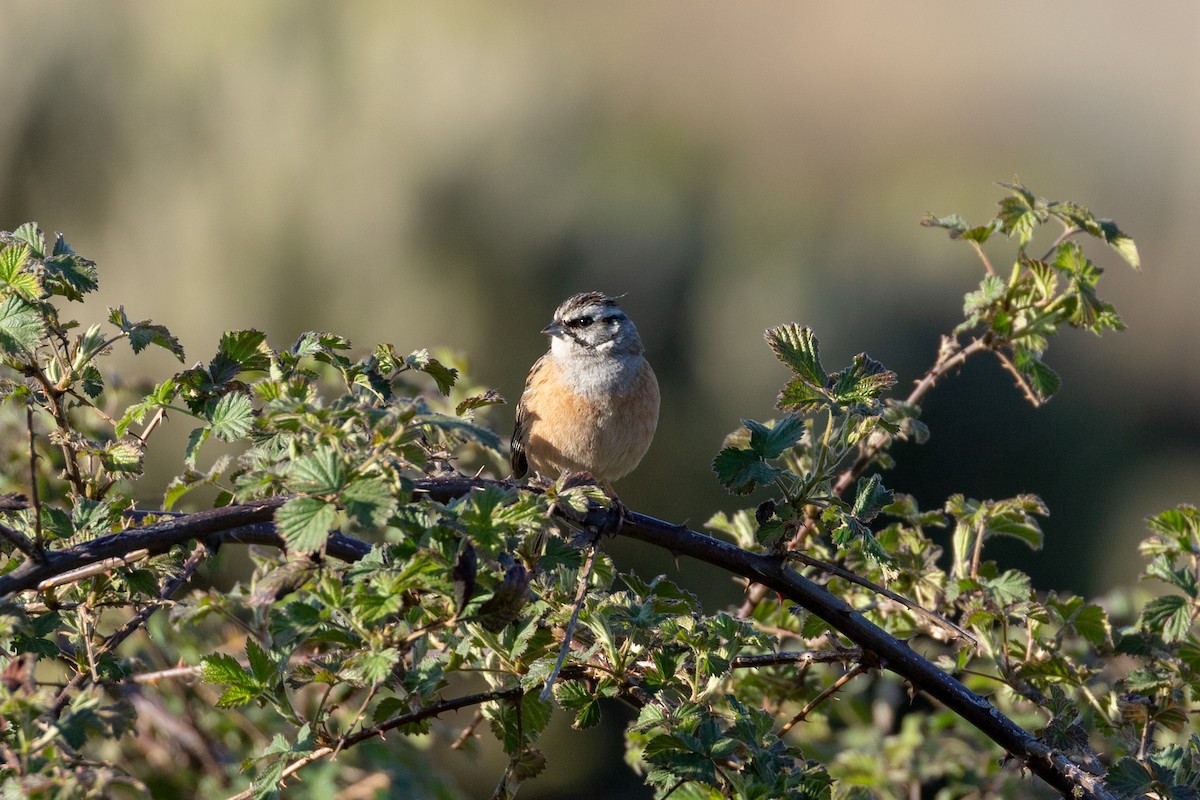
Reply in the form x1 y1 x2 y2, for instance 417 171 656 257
511 291 659 495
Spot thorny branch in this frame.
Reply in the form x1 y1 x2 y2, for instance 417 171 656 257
0 477 1115 799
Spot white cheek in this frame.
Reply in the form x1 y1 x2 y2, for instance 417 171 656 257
550 336 574 358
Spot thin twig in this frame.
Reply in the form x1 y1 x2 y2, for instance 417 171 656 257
990 349 1042 407
138 407 168 444
778 663 869 736
124 665 203 684
50 542 210 718
731 649 862 669
223 687 524 800
329 684 378 761
26 398 44 552
787 551 976 645
540 535 601 702
37 550 151 591
450 710 485 750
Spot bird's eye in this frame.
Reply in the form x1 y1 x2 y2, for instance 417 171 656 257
568 315 594 328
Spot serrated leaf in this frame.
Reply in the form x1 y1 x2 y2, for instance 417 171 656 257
829 354 896 409
405 349 458 394
1013 347 1060 405
107 306 185 361
764 324 824 387
985 570 1031 607
200 653 254 688
209 392 255 442
101 440 145 474
184 426 210 468
852 474 892 524
42 252 98 301
745 415 804 459
341 477 397 528
355 647 399 684
11 222 44 258
712 447 781 495
1140 594 1193 644
217 330 271 374
777 376 828 413
1071 604 1111 648
919 213 969 237
246 638 273 684
1100 221 1140 270
1105 757 1153 796
216 684 260 709
456 388 506 416
287 447 345 494
963 274 1005 320
0 296 45 355
276 496 336 555
1145 560 1199 599
0 245 41 301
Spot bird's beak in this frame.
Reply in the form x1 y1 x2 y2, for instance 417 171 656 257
541 322 564 336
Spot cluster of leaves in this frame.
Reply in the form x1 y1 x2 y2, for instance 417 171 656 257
0 183 1192 800
922 180 1139 405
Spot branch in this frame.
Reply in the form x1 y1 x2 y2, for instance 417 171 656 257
0 478 1112 798
224 686 524 800
608 504 1114 800
0 497 369 600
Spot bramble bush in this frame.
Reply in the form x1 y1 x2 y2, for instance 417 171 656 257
0 183 1194 800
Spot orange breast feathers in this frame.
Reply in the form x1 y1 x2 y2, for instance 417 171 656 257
515 357 659 485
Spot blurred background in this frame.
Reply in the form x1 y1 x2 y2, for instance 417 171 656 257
2 2 1198 796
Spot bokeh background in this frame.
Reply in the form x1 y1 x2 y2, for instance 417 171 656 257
3 2 1198 796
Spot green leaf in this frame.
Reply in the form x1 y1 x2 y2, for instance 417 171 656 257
984 570 1031 607
216 684 260 709
996 180 1047 246
1140 595 1193 644
107 306 185 361
712 447 781 495
963 274 1005 321
287 447 345 494
184 427 211 468
764 324 824 388
829 354 896 409
1105 757 1153 796
777 376 828 413
209 392 255 442
919 213 969 237
1098 220 1140 270
200 653 254 688
43 252 98 301
355 647 399 684
100 440 145 474
405 349 458 394
456 388 506 416
852 474 892 524
276 496 336 555
744 415 804 459
1070 603 1111 648
0 245 41 301
11 222 45 258
0 295 45 355
1146 560 1200 599
341 477 397 528
218 331 272 374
